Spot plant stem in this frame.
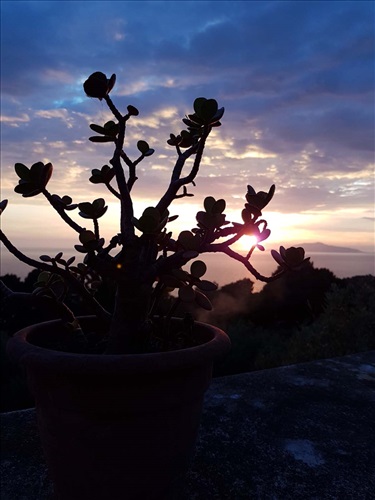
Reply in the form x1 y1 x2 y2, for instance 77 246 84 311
156 131 209 214
43 189 84 233
108 118 135 242
93 218 100 240
104 95 123 122
105 182 121 199
204 243 286 283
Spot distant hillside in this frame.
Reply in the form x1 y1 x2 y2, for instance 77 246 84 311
297 242 363 253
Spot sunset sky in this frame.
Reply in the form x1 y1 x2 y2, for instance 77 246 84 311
1 0 374 278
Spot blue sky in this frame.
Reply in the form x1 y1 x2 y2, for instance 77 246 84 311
1 0 374 262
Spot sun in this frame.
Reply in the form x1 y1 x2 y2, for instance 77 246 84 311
237 234 259 251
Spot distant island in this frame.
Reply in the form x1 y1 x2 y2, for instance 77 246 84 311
297 242 363 253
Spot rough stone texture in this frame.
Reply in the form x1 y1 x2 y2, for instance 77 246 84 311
1 351 375 499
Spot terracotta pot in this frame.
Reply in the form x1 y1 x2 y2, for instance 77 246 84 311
7 317 230 500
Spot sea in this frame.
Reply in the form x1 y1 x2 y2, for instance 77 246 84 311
1 247 374 293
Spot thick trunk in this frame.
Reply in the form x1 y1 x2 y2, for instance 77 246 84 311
102 235 160 354
104 281 154 354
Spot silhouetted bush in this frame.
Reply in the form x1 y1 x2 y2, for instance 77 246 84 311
215 275 375 376
285 275 375 363
250 261 339 326
0 274 25 292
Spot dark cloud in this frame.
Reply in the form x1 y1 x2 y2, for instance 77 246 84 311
1 0 374 244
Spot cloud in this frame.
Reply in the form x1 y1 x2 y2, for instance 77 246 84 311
0 113 30 125
0 0 374 253
34 109 75 128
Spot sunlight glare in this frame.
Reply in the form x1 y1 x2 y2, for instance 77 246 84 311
239 234 259 250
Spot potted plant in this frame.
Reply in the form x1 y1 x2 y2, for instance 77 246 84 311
1 71 308 499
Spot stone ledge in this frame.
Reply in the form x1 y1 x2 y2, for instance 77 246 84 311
1 351 375 499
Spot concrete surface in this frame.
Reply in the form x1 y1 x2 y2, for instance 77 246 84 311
1 351 375 499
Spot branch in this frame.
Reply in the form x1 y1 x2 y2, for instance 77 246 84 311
105 95 139 192
156 130 209 214
100 235 120 256
104 95 123 122
203 243 286 283
171 145 198 181
0 229 111 323
105 181 121 200
180 129 209 185
43 189 84 234
214 226 246 248
93 218 100 239
121 151 139 192
103 94 135 239
110 118 135 242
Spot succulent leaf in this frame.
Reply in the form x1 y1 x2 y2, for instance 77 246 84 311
143 148 155 157
37 271 52 283
89 136 114 143
190 260 207 278
212 199 226 215
83 72 114 100
89 124 106 135
15 163 30 181
103 121 118 136
127 105 139 116
78 199 107 219
40 162 53 186
272 246 309 270
200 99 218 121
137 140 150 154
168 214 178 223
194 289 213 310
178 286 195 302
211 107 225 123
193 98 207 116
39 255 52 262
79 230 96 244
177 231 202 251
196 280 218 292
61 195 73 205
66 256 76 266
167 134 180 146
0 199 8 215
93 198 105 211
30 161 44 177
74 245 88 253
107 74 116 93
241 209 252 224
203 196 216 213
14 182 42 197
136 215 159 233
142 207 161 221
89 175 102 184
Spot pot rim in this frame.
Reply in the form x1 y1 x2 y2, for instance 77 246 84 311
7 316 231 375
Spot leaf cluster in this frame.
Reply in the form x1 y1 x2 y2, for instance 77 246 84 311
160 260 217 311
14 162 53 197
167 97 224 149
